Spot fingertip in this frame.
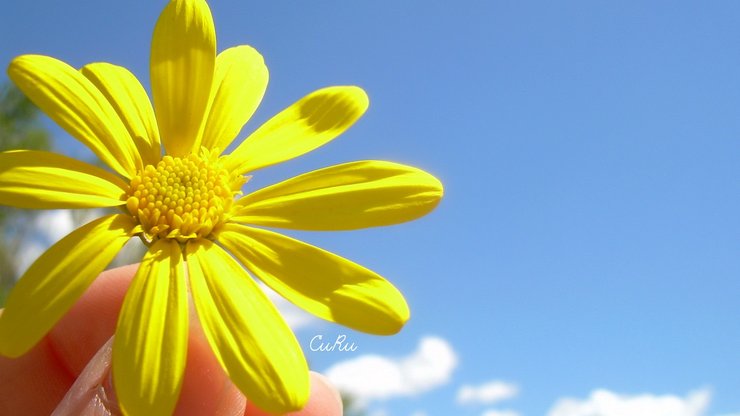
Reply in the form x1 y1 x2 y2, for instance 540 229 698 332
244 371 343 416
173 319 244 416
309 372 343 415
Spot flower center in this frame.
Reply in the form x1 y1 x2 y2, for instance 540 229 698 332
125 152 245 243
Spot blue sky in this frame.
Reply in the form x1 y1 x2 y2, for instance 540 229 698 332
2 1 739 415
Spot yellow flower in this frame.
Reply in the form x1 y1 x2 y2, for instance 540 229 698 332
0 0 443 414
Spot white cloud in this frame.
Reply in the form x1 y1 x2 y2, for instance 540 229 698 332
34 209 75 243
15 240 46 277
482 410 520 416
410 411 428 416
14 210 75 274
548 388 711 416
325 336 458 403
457 380 519 405
258 283 318 330
13 209 114 273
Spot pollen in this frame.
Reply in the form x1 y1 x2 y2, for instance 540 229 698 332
125 152 245 243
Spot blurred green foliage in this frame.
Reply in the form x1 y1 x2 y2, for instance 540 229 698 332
0 82 51 306
0 82 50 151
342 395 368 416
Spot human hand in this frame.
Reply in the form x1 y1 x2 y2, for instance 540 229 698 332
0 264 343 415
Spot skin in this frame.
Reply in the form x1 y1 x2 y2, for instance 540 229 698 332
0 264 343 416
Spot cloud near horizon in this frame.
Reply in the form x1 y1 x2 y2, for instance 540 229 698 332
481 410 521 416
324 336 458 404
547 388 711 416
457 380 520 406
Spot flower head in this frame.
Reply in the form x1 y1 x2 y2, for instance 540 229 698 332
0 0 443 414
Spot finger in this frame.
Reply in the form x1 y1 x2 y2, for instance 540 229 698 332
172 307 244 416
244 372 343 416
0 264 137 416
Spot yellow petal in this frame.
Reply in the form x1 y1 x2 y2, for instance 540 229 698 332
218 224 409 335
113 239 187 416
225 86 368 174
7 54 141 178
151 0 216 156
0 214 134 358
0 150 127 209
81 62 161 166
199 46 268 153
232 160 443 230
187 240 309 413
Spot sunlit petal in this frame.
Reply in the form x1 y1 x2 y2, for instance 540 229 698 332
199 45 268 153
219 224 409 335
225 86 368 174
151 0 216 156
232 160 443 230
0 150 126 209
8 54 141 178
0 214 135 358
187 240 309 413
113 239 188 416
81 62 161 166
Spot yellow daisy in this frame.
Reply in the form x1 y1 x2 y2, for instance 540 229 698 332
0 0 443 414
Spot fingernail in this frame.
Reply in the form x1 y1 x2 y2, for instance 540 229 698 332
100 367 122 415
52 337 122 416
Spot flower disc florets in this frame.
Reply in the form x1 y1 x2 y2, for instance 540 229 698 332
125 150 245 243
